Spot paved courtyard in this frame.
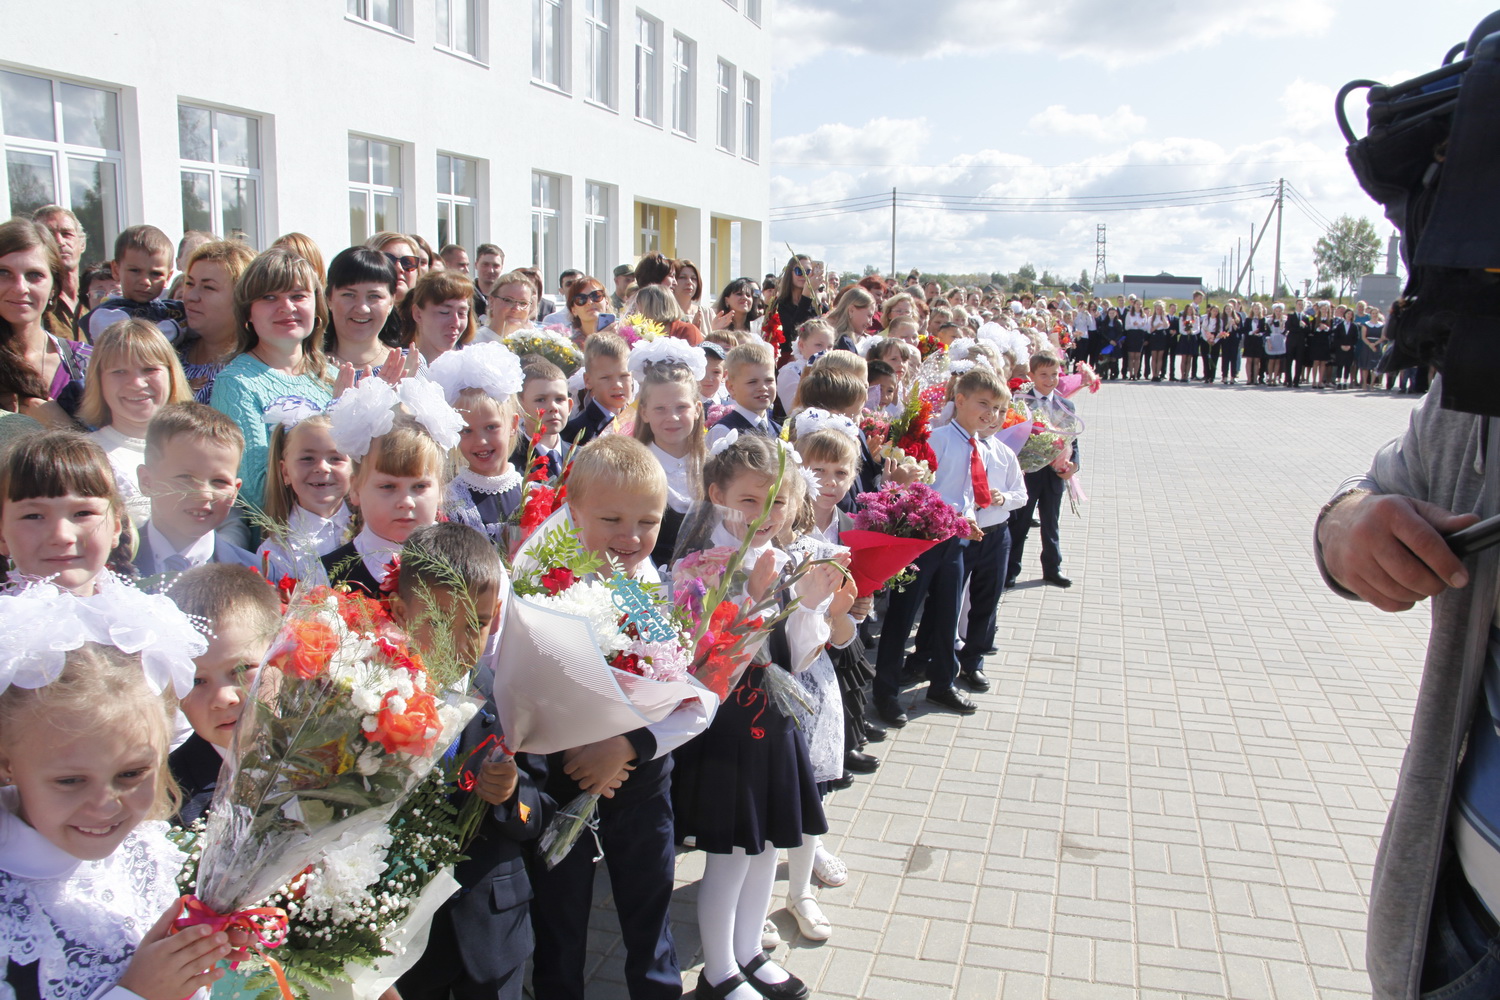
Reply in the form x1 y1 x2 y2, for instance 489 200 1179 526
583 379 1432 999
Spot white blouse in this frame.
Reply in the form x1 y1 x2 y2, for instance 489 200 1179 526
648 443 695 514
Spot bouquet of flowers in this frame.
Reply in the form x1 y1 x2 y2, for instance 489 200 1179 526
762 310 785 349
916 333 946 360
841 482 967 595
1011 397 1086 474
502 327 584 376
615 312 665 347
857 409 890 452
881 384 938 474
177 586 480 990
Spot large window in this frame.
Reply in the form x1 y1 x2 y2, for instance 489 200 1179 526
348 135 403 243
637 201 661 254
741 74 760 163
436 153 478 252
671 34 695 137
745 0 761 24
0 69 123 267
530 171 562 287
634 13 661 125
584 0 613 106
532 0 566 89
437 0 480 58
584 181 612 283
347 0 402 31
715 59 735 153
178 105 262 247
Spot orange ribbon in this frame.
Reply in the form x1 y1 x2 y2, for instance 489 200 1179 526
171 894 294 999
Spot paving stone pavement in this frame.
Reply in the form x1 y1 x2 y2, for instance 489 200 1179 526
577 380 1433 1000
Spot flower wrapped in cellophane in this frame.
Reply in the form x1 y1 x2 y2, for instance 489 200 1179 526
840 481 968 595
1010 397 1085 473
502 327 583 375
177 585 481 991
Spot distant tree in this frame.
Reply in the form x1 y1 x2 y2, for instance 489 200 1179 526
1105 272 1120 283
1313 215 1382 300
862 264 881 277
1079 269 1092 291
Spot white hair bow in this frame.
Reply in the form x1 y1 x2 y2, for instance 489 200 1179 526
709 429 740 457
629 337 708 382
328 376 465 458
793 407 860 442
396 377 465 451
424 342 524 405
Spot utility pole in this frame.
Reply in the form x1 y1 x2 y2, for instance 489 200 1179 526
1094 224 1107 284
1248 223 1254 298
1273 178 1284 298
890 188 896 277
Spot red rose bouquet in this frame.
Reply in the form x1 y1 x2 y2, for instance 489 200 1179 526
841 481 968 595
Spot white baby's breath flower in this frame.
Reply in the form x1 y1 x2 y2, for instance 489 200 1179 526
362 715 379 733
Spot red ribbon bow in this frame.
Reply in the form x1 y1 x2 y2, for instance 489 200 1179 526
172 895 294 998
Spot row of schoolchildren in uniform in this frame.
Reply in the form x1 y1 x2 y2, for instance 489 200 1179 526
0 289 1079 998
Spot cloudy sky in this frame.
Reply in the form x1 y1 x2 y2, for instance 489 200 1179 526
766 0 1494 292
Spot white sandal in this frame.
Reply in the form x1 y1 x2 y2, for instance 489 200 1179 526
761 918 783 951
812 851 849 888
788 893 832 942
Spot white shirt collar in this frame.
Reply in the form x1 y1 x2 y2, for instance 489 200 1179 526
731 402 770 428
648 443 694 514
288 503 351 546
353 525 404 583
146 521 216 571
0 786 82 879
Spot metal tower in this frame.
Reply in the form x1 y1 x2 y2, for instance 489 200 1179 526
1094 224 1107 284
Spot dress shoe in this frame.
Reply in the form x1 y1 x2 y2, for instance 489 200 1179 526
1004 576 1018 590
697 971 752 1000
828 771 855 791
875 695 908 728
740 953 810 1000
845 750 880 773
1042 574 1073 588
862 719 888 743
925 685 977 715
959 668 991 693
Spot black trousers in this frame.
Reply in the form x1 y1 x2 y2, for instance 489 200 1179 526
530 761 682 1000
1218 340 1241 381
873 537 965 699
1200 341 1216 381
397 907 526 1000
960 523 1012 670
1009 469 1064 579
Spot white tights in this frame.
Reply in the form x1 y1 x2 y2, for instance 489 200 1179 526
698 845 792 994
785 835 820 899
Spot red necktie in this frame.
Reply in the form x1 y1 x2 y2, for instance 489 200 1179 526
969 436 993 509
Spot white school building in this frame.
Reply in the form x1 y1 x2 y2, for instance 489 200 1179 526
0 0 772 292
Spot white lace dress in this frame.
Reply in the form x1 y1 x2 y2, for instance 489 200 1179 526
0 788 196 1000
786 535 850 786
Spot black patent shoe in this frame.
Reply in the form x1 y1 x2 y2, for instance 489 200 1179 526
698 971 752 1000
960 669 991 693
740 953 810 1000
862 719 888 743
875 695 908 727
845 750 880 773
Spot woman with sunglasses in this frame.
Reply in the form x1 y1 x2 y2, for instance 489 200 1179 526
768 254 822 362
566 276 617 346
711 277 763 336
671 259 713 336
364 231 421 346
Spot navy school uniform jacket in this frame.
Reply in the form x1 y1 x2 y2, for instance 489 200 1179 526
168 733 223 827
132 526 257 581
561 398 619 448
713 407 781 438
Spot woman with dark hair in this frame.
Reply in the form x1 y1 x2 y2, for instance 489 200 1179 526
634 251 676 291
0 219 90 417
325 247 406 382
567 275 617 343
365 231 422 346
404 270 477 366
711 277 763 336
768 254 821 361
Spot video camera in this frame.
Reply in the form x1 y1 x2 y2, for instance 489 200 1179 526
1339 11 1500 417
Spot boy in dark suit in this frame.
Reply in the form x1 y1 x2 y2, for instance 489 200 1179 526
562 332 632 447
166 563 283 825
134 403 256 582
1007 353 1079 589
706 341 780 445
391 523 552 1000
510 356 574 477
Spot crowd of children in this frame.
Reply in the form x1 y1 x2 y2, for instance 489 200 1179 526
0 219 1101 999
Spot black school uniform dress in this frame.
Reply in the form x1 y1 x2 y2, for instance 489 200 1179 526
446 467 524 545
1332 318 1358 376
1147 317 1172 354
1306 320 1333 363
1286 312 1309 383
773 296 820 363
1243 317 1267 361
321 526 400 598
819 513 877 754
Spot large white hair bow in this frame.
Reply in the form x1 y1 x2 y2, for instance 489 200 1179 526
793 407 859 442
0 580 207 698
328 377 466 458
424 342 524 406
395 377 465 450
629 337 707 383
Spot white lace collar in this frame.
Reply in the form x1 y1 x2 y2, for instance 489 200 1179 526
289 502 351 541
0 787 80 879
354 525 404 583
709 521 788 572
456 463 522 496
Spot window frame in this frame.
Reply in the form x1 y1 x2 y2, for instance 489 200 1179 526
435 151 480 254
744 0 761 25
637 201 661 255
634 12 663 126
0 68 126 265
584 181 613 284
436 0 485 62
741 73 760 164
532 0 569 92
670 33 695 139
346 0 412 38
530 170 563 288
582 0 614 108
177 102 265 248
348 133 405 244
715 58 736 154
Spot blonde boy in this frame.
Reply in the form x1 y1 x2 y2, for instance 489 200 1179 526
707 341 778 445
563 333 632 446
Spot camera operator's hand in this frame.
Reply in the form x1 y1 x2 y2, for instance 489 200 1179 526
1319 492 1478 612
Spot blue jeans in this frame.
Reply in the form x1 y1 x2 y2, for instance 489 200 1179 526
1421 865 1500 998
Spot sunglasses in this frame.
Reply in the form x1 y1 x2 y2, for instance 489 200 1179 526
572 289 606 306
793 267 808 277
384 252 420 272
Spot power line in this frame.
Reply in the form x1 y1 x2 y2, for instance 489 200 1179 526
771 182 1279 222
772 158 1335 170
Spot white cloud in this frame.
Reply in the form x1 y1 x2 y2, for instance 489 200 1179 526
771 116 933 167
1279 79 1337 135
1028 105 1147 139
774 0 1334 71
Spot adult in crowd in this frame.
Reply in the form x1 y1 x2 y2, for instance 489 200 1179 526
768 254 822 359
410 234 442 275
609 263 633 312
178 239 257 402
711 277 762 337
324 247 404 381
209 247 333 507
271 231 325 283
440 243 470 273
825 285 877 353
0 219 89 418
365 231 422 346
474 269 537 344
473 242 505 321
404 269 476 366
565 275 617 345
633 284 702 345
30 205 87 340
1316 381 1494 998
671 259 713 335
541 269 582 327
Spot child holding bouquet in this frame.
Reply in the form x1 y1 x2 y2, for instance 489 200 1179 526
0 580 233 1000
513 436 713 1000
1006 352 1079 590
671 434 853 1000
